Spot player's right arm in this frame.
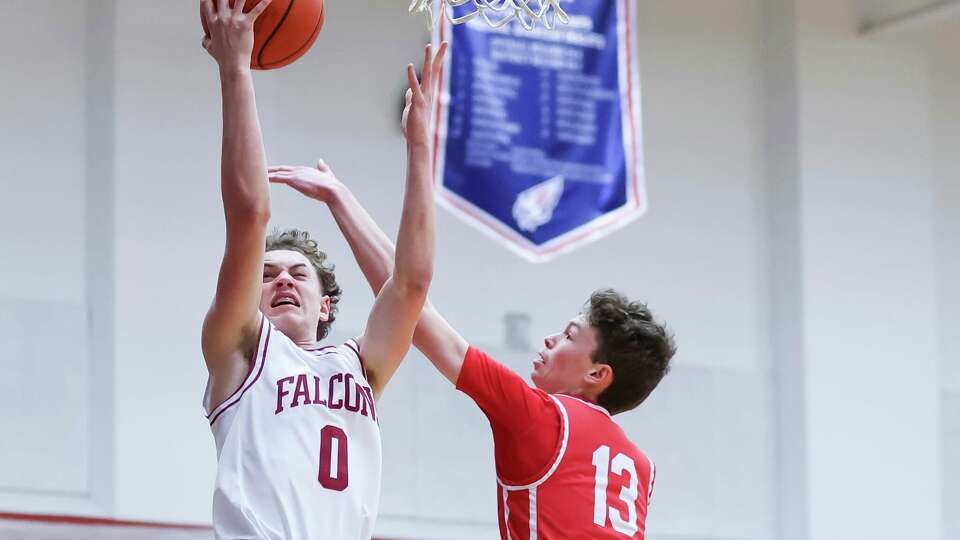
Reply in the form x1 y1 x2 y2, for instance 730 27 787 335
199 0 274 409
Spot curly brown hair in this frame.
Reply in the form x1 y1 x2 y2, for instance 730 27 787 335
265 229 342 341
586 289 676 415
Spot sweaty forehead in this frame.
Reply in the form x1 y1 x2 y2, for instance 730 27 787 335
264 249 314 271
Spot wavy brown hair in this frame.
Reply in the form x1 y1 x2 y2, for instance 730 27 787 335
265 229 342 341
586 289 676 415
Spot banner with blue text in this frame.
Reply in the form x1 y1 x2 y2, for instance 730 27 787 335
431 0 645 263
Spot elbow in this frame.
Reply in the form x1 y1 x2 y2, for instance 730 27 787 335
397 270 432 299
226 200 271 227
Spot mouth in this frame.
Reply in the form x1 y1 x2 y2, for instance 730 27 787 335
271 294 301 308
533 352 545 368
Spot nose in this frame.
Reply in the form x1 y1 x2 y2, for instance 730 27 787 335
274 272 294 288
544 334 557 349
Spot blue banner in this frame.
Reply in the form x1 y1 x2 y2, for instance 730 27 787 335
431 0 645 262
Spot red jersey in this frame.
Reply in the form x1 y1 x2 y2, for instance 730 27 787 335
457 347 656 540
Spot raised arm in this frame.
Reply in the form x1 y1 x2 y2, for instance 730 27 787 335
347 44 445 397
268 164 468 385
200 0 274 409
268 44 468 388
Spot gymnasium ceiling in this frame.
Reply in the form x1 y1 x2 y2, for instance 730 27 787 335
858 0 951 24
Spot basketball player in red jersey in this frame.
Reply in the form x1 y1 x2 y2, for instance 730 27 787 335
267 161 677 539
200 0 447 536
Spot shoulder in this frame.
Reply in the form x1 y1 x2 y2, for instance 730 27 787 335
457 346 507 382
554 394 615 418
344 338 365 374
315 338 368 382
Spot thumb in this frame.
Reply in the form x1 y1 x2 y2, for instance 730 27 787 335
316 159 328 171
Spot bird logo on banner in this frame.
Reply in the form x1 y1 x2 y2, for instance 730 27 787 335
512 175 565 233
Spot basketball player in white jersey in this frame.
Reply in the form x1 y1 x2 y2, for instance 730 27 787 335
199 0 447 537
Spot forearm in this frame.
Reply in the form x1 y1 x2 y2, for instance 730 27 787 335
326 185 396 295
220 68 269 219
325 179 465 385
392 143 434 290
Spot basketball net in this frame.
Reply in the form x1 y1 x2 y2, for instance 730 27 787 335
409 0 569 30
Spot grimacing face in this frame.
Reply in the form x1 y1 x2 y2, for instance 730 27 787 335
260 250 330 342
531 315 602 395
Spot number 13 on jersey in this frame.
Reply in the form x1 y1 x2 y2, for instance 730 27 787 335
592 445 653 537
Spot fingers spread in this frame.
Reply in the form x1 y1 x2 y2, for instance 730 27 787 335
249 0 273 20
420 44 433 89
201 0 216 23
433 41 448 77
407 65 424 102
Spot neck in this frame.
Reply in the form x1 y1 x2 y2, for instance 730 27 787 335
293 337 319 349
271 319 319 349
563 387 601 404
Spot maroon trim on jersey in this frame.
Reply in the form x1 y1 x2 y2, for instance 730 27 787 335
345 339 368 382
0 512 211 530
306 345 337 353
209 323 273 426
205 315 266 419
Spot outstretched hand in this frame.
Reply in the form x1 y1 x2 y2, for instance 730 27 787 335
268 159 343 203
402 42 448 148
201 0 273 71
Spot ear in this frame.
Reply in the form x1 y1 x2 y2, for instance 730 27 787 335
585 363 614 393
318 295 332 322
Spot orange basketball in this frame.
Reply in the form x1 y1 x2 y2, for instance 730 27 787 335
202 0 325 70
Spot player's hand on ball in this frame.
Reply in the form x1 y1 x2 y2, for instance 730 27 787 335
268 159 344 203
402 42 448 148
201 0 273 71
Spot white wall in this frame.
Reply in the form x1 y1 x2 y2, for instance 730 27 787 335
0 0 111 516
857 0 941 25
930 21 960 540
787 1 943 537
931 23 960 396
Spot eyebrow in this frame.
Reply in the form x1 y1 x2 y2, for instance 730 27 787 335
566 321 582 333
263 263 310 272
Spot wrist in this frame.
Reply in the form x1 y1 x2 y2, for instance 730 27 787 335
406 141 431 155
322 180 350 206
219 64 252 80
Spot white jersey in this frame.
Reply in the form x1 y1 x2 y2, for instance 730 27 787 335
205 315 381 540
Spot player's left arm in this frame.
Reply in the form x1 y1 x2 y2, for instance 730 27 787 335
351 44 446 398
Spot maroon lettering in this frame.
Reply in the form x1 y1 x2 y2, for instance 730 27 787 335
328 373 344 409
291 374 310 408
318 425 349 491
344 373 361 412
360 386 378 422
312 375 326 406
275 376 295 414
357 383 369 417
275 372 377 421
